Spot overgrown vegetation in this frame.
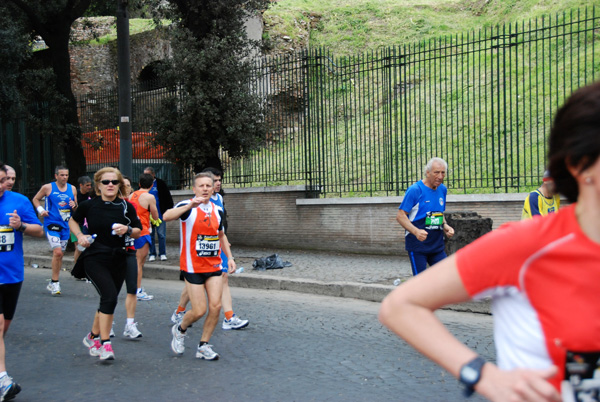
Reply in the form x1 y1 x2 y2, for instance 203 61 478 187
230 4 599 196
264 0 593 55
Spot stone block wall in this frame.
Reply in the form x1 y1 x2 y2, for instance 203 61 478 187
70 28 171 97
165 187 533 256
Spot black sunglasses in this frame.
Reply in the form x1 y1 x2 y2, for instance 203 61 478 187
101 180 121 185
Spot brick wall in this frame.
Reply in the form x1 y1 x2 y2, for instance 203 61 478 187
165 186 532 256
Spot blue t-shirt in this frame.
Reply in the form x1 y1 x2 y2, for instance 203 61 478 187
0 191 41 283
148 180 162 219
44 182 75 229
399 180 447 253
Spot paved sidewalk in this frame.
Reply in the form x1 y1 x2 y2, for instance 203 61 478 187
22 236 490 313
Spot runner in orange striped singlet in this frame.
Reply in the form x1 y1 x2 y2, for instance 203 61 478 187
122 174 158 338
163 172 236 360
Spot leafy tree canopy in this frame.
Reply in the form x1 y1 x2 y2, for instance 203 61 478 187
151 0 270 173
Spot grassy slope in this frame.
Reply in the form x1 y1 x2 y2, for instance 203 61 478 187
248 0 598 196
264 0 593 55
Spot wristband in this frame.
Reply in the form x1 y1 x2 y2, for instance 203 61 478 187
37 206 45 214
18 223 27 233
127 226 133 235
74 232 82 237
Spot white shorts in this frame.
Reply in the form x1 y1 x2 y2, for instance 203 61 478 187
46 230 68 251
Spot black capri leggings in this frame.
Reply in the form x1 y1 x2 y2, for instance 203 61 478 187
125 252 138 295
85 252 127 314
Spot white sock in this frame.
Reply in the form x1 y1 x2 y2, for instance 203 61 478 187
0 371 7 378
127 318 134 325
137 288 142 294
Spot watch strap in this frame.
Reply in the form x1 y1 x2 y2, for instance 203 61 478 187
460 356 486 397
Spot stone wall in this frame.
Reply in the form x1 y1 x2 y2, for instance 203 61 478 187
165 187 533 256
70 28 172 97
68 15 263 97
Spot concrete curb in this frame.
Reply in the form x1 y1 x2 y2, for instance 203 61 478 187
24 254 491 314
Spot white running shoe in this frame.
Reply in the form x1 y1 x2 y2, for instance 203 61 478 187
222 314 249 330
171 309 185 325
123 322 143 338
160 254 167 261
137 288 154 301
46 281 61 295
98 342 115 360
109 323 115 338
196 344 219 360
148 255 156 262
0 374 21 401
171 324 186 355
87 338 102 357
83 333 95 348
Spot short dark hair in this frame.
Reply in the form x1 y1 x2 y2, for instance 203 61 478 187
0 161 5 174
55 165 68 174
138 173 154 189
548 81 600 203
78 176 92 185
201 167 222 177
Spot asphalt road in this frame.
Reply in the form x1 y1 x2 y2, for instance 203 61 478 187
6 267 495 401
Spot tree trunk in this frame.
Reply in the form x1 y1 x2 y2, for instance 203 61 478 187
48 27 86 183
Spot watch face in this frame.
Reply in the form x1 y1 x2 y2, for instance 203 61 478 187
462 366 478 384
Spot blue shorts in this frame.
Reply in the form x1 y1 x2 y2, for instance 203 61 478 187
134 234 152 250
45 224 70 251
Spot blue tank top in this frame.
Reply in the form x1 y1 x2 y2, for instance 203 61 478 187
210 193 228 268
45 182 75 229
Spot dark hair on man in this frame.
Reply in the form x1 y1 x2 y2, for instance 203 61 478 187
78 176 92 185
138 173 154 189
548 81 600 203
201 167 223 177
55 165 68 174
0 161 5 173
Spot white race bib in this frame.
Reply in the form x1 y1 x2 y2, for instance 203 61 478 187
196 235 219 257
0 225 16 252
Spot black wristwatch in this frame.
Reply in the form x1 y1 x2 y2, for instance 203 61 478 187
459 356 486 397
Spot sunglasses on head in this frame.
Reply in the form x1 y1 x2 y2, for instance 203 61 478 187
101 180 121 185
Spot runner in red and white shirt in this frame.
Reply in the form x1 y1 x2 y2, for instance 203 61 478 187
379 81 600 402
163 172 236 360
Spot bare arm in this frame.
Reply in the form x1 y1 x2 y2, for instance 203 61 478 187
163 198 201 222
68 215 89 246
443 221 455 238
32 184 50 217
69 185 77 209
378 255 560 402
147 195 159 220
396 209 428 242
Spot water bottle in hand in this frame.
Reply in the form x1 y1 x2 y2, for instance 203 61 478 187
77 234 97 251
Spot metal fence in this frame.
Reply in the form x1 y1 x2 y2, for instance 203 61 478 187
2 9 599 197
53 7 600 195
77 82 184 189
0 105 58 198
225 7 600 196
